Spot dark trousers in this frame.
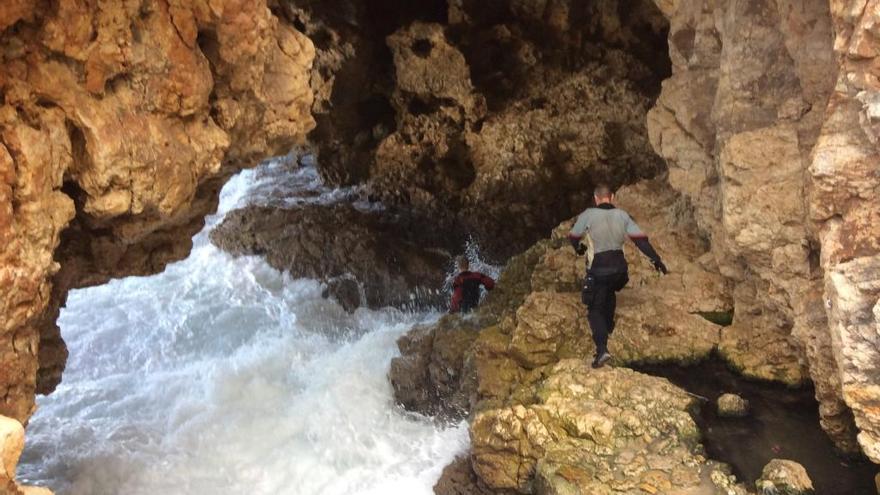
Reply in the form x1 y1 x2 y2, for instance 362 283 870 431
584 272 628 356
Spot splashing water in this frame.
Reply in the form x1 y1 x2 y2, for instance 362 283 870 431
18 160 468 495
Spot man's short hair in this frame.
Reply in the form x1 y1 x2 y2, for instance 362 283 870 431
456 256 470 270
593 184 613 198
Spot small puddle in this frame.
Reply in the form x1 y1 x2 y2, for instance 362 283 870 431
632 358 877 495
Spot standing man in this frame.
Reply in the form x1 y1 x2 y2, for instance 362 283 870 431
450 256 495 314
568 184 667 368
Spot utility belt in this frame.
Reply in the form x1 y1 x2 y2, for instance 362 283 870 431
581 272 630 305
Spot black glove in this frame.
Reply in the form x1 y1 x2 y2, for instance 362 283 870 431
652 259 668 275
576 243 587 256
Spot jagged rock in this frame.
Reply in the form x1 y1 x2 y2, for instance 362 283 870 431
470 360 748 494
808 0 880 461
210 203 451 309
297 0 671 259
717 393 750 418
322 277 363 313
645 0 874 453
0 0 315 426
756 459 814 495
433 455 494 495
389 316 484 418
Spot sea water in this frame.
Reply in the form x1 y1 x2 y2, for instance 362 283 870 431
18 160 469 495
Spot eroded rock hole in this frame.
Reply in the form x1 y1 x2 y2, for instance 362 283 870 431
411 38 433 57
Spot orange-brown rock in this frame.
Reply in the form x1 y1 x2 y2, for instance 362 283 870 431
0 0 314 437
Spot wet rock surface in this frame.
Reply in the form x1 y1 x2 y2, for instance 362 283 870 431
756 459 814 495
388 317 482 419
635 359 878 494
433 455 494 495
210 201 454 310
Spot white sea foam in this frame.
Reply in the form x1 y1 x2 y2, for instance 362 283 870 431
18 161 468 495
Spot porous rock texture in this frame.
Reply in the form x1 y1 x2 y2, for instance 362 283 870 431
291 0 880 469
470 362 747 495
647 0 880 459
0 0 314 449
283 0 670 259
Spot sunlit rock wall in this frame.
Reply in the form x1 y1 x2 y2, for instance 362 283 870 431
649 0 879 458
0 0 315 436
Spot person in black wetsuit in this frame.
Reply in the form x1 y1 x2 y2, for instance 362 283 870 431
449 256 495 314
568 184 668 368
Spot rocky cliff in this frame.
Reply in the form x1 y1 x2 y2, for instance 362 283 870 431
0 0 878 491
283 0 670 259
262 0 880 471
649 0 880 459
0 1 315 490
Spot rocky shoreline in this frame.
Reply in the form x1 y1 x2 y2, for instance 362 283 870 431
2 0 880 491
386 180 868 493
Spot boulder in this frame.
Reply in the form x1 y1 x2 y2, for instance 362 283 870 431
717 393 750 418
433 455 494 495
210 203 452 310
756 459 814 495
388 316 483 418
470 360 748 494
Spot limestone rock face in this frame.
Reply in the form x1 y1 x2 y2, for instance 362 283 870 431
756 459 814 495
809 0 880 464
291 0 670 259
645 0 877 454
470 360 746 495
0 0 314 428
